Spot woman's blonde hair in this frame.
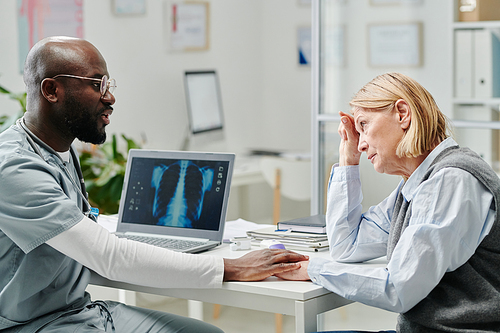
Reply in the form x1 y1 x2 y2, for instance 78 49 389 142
349 72 450 158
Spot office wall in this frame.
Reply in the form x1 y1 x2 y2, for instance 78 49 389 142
320 1 454 210
0 0 454 220
0 0 312 222
336 1 453 112
259 1 312 152
0 0 311 155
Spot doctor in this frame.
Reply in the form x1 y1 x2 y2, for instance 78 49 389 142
278 73 500 333
0 36 308 333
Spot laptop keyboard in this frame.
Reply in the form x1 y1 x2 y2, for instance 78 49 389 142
118 234 206 251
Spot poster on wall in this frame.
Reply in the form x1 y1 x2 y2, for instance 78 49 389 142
168 2 209 52
17 0 84 73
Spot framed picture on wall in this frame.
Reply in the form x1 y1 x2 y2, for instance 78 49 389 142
168 1 210 52
368 22 422 67
113 0 146 15
298 26 312 66
17 1 84 73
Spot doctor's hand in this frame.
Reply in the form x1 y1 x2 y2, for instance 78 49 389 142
274 260 311 281
223 249 309 281
338 111 361 166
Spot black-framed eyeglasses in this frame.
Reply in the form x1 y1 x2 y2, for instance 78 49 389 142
50 74 117 97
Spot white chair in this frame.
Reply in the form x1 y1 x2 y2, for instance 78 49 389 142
259 156 311 225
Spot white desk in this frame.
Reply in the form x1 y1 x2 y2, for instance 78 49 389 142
89 244 367 333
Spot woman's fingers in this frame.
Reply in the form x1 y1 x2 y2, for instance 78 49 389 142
338 111 361 166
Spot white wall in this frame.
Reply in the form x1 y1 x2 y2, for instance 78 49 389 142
0 0 456 218
260 1 312 151
320 0 454 209
84 0 264 153
0 1 26 113
0 0 312 156
0 0 312 222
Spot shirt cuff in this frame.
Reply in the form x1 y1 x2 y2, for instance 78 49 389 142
330 164 360 183
307 257 331 285
213 256 225 288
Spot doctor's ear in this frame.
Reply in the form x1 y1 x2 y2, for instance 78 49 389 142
40 78 59 103
395 99 411 130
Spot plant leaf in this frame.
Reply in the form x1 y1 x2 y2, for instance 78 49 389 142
78 133 141 214
0 85 10 94
0 110 24 133
122 134 141 151
112 134 118 159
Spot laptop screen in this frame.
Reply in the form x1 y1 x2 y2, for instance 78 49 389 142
121 157 229 231
117 149 234 241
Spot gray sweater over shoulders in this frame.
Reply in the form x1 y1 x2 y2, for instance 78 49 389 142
390 146 500 333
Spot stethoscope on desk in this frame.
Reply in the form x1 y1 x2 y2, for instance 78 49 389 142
17 118 99 222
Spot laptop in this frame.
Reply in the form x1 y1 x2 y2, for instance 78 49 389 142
115 149 235 253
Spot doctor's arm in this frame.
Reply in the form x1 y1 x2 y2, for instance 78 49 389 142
46 217 308 288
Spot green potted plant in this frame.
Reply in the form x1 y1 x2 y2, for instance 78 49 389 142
79 134 141 215
0 83 26 132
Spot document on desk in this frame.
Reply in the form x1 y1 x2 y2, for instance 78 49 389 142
247 227 329 252
223 218 274 243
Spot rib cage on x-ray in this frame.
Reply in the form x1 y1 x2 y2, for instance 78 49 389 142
151 160 214 227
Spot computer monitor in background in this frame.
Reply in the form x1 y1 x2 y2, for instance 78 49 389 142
182 70 226 151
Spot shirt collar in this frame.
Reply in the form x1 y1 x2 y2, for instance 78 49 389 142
401 137 458 201
59 150 71 163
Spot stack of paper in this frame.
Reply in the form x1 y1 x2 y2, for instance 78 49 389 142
247 227 329 252
277 214 326 234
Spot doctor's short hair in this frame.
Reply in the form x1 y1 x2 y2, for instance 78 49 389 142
349 72 450 158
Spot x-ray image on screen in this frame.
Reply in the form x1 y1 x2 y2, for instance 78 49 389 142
151 160 213 227
121 157 228 231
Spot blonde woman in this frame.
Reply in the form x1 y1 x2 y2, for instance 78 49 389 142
278 73 500 333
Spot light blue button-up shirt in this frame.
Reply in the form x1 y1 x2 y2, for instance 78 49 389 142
308 138 496 313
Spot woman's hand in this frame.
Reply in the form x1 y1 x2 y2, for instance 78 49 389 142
223 249 309 281
274 260 310 281
338 111 361 166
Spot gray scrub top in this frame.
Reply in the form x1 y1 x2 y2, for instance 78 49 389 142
0 123 90 330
